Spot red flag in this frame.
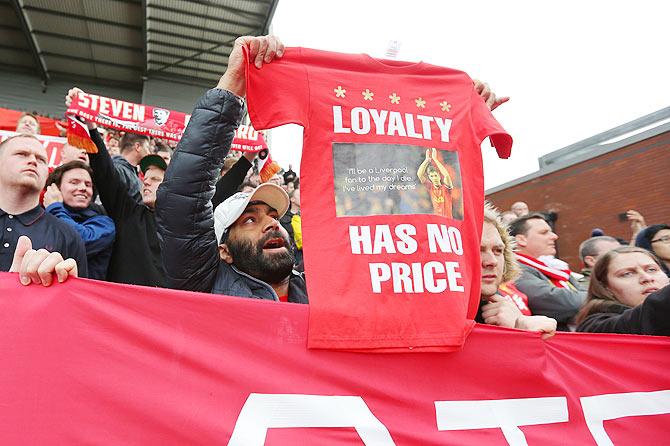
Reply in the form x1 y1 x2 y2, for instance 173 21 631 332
0 273 669 444
66 115 98 153
230 124 281 183
257 148 281 183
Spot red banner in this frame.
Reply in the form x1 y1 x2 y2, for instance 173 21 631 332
66 93 191 141
231 124 268 152
0 129 65 168
0 272 668 445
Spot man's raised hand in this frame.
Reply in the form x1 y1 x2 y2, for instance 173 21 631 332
473 79 510 111
65 87 84 108
217 35 284 97
43 184 64 208
9 236 78 286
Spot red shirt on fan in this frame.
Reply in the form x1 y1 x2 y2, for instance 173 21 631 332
423 180 453 218
246 47 512 352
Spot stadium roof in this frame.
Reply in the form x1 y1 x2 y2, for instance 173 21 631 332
0 0 279 89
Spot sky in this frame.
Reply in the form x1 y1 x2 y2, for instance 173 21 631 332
264 0 669 190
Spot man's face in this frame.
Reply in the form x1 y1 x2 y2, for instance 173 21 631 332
61 144 89 164
15 115 39 135
269 174 283 186
141 165 165 208
584 239 621 269
290 189 300 208
428 170 441 186
516 218 558 258
60 168 93 209
223 203 294 284
157 151 171 165
511 202 529 217
0 137 48 192
480 221 505 299
136 140 152 158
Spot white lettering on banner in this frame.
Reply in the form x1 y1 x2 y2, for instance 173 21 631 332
76 93 146 122
77 93 90 108
227 392 669 444
332 105 452 142
227 394 396 446
580 390 670 446
236 125 259 141
436 397 568 446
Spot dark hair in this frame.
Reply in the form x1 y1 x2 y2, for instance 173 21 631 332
636 224 670 252
508 213 548 237
574 246 664 324
579 236 619 262
119 133 150 153
635 224 670 276
46 161 95 195
154 140 173 155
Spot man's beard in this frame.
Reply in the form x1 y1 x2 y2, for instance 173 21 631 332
227 230 295 285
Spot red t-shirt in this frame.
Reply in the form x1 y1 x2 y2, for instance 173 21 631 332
246 48 512 352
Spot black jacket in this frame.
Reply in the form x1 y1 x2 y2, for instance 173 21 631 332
576 285 670 335
155 88 308 303
212 156 252 209
89 129 167 287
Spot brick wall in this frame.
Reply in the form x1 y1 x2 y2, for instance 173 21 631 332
487 131 670 270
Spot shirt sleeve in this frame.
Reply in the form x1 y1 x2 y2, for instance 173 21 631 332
89 129 137 222
212 156 252 209
469 87 513 159
245 47 310 130
46 204 116 257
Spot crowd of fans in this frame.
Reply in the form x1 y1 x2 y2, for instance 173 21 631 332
2 35 668 340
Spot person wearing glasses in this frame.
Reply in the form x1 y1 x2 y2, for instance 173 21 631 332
635 224 670 277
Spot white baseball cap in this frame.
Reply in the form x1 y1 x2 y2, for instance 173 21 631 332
214 183 290 243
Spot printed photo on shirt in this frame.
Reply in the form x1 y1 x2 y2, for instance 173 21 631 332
332 142 463 219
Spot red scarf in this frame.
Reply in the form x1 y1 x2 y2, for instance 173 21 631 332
515 253 576 289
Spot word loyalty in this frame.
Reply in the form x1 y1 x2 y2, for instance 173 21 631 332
333 106 452 142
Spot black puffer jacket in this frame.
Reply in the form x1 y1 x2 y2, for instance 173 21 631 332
576 285 670 335
155 89 308 303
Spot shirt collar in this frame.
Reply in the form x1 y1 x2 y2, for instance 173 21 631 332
0 205 45 226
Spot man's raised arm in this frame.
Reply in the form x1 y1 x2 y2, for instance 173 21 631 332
155 35 284 292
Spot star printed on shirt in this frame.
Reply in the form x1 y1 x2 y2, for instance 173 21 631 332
334 86 346 98
440 101 451 112
362 89 374 101
389 93 400 104
415 97 426 108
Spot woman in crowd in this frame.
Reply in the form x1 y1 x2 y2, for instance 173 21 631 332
575 246 670 335
635 224 670 276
